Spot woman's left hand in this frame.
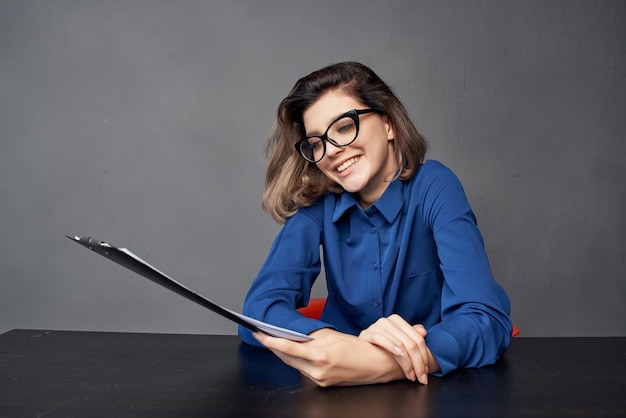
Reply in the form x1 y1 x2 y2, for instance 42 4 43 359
358 314 439 384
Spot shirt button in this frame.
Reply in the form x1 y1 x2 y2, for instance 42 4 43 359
371 263 378 271
372 299 381 306
369 228 376 234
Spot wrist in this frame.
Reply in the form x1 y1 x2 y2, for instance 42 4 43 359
308 327 337 338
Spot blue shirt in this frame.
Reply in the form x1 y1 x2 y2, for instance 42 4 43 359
239 160 512 375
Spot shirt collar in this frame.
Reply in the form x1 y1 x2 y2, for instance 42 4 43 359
332 179 404 223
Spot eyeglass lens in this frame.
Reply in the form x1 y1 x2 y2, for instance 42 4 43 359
300 114 358 162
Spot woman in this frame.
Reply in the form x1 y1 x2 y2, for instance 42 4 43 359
238 62 512 386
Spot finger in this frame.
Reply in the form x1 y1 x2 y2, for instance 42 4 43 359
360 317 415 357
253 332 301 356
413 324 428 338
359 317 430 383
360 327 406 357
254 332 318 376
385 318 429 384
412 324 430 378
360 318 426 382
254 332 333 367
360 330 417 381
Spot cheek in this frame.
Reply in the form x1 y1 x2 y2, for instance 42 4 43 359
315 161 332 175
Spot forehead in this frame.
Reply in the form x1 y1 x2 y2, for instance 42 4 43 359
303 91 365 133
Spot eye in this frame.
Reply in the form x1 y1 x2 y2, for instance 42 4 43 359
306 137 323 149
334 118 356 134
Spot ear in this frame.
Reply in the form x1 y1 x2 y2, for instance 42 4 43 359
384 115 395 141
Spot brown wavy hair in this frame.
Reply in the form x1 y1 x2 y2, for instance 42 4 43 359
263 62 427 223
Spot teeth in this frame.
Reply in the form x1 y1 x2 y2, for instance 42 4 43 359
337 157 359 173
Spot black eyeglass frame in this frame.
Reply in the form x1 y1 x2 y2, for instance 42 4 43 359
294 108 379 163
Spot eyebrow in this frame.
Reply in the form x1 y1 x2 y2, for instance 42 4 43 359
305 110 350 137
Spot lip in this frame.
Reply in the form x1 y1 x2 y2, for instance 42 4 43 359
332 155 361 171
333 155 361 173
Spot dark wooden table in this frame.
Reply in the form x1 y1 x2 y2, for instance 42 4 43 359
1 329 624 417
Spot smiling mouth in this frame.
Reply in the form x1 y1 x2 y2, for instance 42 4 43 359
337 157 360 173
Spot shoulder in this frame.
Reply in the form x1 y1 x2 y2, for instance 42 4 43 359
287 193 338 227
408 160 465 195
415 160 458 181
405 160 472 223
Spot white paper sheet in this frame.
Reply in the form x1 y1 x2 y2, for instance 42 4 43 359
67 235 312 342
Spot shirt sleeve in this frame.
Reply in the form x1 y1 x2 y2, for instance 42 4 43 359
419 163 512 375
238 204 336 347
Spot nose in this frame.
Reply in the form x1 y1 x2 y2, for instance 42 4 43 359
324 140 343 158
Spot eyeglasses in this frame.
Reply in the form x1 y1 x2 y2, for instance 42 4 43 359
295 108 378 163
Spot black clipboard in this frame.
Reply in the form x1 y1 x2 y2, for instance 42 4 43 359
66 235 312 342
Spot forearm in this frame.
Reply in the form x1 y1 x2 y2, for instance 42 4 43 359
263 329 435 386
300 329 408 386
425 312 511 375
312 327 441 375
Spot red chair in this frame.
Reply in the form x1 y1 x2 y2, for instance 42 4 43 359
298 298 520 337
297 298 326 320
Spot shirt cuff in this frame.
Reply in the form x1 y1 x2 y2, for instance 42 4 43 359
238 318 336 347
425 328 461 376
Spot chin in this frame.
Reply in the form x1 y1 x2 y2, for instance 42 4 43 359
332 173 368 194
338 182 366 194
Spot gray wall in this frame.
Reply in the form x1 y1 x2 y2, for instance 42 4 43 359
1 1 624 337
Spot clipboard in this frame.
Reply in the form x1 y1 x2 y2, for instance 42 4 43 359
66 235 312 342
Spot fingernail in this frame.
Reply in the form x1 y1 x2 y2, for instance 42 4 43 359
393 346 405 356
409 371 416 382
420 373 428 385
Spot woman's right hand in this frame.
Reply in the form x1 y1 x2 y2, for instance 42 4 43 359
253 328 406 386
